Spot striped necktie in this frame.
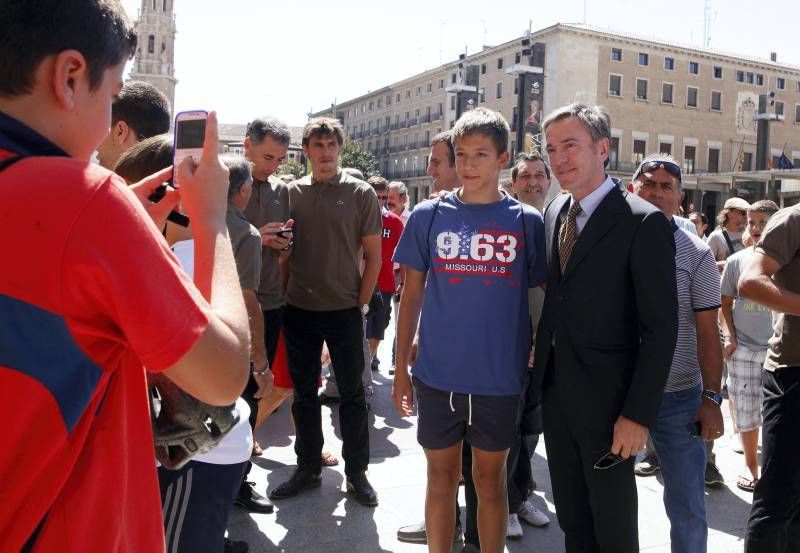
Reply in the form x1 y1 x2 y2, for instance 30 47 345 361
558 200 582 274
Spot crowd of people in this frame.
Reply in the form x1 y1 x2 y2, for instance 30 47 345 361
2 2 800 553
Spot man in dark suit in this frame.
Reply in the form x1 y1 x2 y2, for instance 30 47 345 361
532 103 678 553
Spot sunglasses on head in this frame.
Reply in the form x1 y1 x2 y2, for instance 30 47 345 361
633 160 682 182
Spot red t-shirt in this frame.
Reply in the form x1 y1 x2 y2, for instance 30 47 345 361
0 156 210 552
378 210 405 292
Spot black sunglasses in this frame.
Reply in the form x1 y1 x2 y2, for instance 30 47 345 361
633 160 682 182
593 451 626 470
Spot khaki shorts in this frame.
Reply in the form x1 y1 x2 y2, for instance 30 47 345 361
726 345 767 432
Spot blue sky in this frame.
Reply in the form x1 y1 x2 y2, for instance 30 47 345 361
121 0 800 126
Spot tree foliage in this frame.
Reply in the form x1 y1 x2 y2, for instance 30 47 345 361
276 158 305 180
339 140 379 179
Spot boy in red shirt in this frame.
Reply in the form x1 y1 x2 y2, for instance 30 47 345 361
0 2 250 551
366 175 405 368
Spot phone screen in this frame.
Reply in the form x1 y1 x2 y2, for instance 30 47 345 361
176 119 206 149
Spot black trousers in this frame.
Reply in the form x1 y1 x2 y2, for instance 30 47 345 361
745 368 800 553
240 306 284 486
160 461 247 553
542 385 638 553
508 432 537 513
283 304 370 476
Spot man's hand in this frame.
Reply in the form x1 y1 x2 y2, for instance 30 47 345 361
611 416 648 459
409 335 419 365
723 336 738 361
392 370 414 417
528 344 536 368
128 166 182 229
174 111 230 229
253 370 274 399
259 219 294 250
695 399 724 442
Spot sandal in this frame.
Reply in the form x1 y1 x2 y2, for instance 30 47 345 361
321 451 339 467
736 474 758 492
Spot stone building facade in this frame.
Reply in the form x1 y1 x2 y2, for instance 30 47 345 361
313 23 800 209
129 0 178 114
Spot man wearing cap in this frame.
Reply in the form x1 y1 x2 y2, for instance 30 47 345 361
631 154 724 553
707 197 750 271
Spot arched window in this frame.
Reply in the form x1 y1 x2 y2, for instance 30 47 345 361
148 35 155 54
163 0 168 11
152 0 156 9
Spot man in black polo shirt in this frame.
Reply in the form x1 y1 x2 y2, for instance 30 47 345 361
268 117 382 506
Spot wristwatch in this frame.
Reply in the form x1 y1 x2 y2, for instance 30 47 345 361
361 304 370 316
701 389 723 406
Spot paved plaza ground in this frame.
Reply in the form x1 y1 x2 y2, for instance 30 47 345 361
231 312 755 552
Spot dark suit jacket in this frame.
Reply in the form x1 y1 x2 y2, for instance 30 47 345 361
531 184 678 429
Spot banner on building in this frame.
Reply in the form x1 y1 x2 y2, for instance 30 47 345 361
516 42 546 154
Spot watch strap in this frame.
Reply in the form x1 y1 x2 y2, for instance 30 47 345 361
701 389 722 406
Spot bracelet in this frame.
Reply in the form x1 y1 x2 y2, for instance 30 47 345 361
252 368 270 376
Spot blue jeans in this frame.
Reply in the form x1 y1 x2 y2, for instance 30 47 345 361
649 384 708 553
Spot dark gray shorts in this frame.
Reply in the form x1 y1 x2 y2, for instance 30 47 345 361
413 376 522 452
365 292 393 340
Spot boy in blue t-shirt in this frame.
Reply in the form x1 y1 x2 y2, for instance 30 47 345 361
392 107 546 553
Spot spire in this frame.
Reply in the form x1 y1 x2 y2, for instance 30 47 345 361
129 0 178 114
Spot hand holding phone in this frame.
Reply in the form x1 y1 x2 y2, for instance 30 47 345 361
172 111 208 189
258 219 294 250
174 111 230 227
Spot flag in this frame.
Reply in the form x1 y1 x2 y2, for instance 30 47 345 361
777 153 795 170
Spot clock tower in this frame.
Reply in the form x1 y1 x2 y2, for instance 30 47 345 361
129 0 178 114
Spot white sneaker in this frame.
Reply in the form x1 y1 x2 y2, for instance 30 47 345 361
518 499 550 527
506 513 523 539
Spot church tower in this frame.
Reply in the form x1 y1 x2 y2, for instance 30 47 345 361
129 0 178 114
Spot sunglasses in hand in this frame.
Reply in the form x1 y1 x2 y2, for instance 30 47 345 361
593 451 626 470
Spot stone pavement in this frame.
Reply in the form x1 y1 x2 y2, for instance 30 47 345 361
230 313 755 552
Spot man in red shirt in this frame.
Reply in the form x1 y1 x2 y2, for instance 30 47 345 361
0 2 250 551
366 176 405 369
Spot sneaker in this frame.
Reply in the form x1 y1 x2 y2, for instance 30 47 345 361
389 366 395 375
705 462 725 488
371 357 380 371
506 513 524 539
634 454 660 476
517 499 550 527
461 545 480 553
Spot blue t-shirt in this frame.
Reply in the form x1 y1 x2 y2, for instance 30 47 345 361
393 191 547 396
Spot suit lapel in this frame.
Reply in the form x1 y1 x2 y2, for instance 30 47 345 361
562 185 627 279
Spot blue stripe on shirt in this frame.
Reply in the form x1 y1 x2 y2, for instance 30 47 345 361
0 294 103 432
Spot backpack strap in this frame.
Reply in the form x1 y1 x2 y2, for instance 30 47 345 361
424 196 443 268
721 229 736 256
0 155 24 172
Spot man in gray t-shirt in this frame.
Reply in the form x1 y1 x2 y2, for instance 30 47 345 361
707 197 750 271
740 203 800 553
720 200 779 493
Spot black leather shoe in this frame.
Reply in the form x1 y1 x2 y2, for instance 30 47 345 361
223 538 249 553
235 480 274 513
346 472 378 506
268 469 322 500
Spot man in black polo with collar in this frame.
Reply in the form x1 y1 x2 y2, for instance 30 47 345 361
268 117 382 506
